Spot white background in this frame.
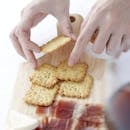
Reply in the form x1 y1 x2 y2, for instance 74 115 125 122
0 0 130 129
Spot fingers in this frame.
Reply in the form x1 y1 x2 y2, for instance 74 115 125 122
10 27 38 68
31 12 47 27
17 30 38 68
69 20 98 66
80 4 96 31
93 26 111 53
10 28 26 59
80 13 91 31
58 16 76 40
18 30 41 52
23 49 37 69
10 25 41 69
107 33 122 57
17 30 39 68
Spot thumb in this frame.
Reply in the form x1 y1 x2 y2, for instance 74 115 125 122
58 16 76 40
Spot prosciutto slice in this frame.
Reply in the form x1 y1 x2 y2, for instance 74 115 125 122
35 100 105 130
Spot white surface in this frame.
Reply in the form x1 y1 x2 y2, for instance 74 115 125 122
0 0 130 129
9 110 39 130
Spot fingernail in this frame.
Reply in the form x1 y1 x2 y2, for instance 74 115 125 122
68 58 74 67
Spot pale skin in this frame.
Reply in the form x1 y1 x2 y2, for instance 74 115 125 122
10 0 130 68
69 0 130 65
10 0 76 68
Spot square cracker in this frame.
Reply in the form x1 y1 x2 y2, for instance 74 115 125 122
41 36 72 54
29 64 58 88
57 62 88 82
58 75 93 98
24 85 59 106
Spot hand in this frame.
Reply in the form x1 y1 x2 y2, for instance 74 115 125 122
10 0 75 68
69 0 130 66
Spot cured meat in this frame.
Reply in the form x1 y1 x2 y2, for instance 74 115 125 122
85 104 104 117
36 102 57 116
54 100 76 119
65 119 73 130
46 118 68 130
79 104 104 124
75 120 102 130
35 101 105 130
36 106 49 115
75 105 104 130
35 118 73 130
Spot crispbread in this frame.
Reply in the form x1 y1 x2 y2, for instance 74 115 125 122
57 62 88 82
29 64 58 88
41 36 72 54
58 75 93 98
24 85 59 106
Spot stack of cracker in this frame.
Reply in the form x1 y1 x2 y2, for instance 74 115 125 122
25 64 59 106
24 36 93 107
57 62 93 98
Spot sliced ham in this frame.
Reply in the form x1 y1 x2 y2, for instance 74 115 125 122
35 118 73 130
36 106 48 115
36 101 57 116
75 104 104 129
35 101 105 130
46 118 68 130
54 100 76 119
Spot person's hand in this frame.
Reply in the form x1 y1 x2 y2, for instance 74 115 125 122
10 0 75 68
69 0 130 66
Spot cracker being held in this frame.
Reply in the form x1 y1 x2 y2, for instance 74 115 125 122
57 62 88 82
41 36 72 54
58 75 93 98
25 85 59 106
29 64 58 88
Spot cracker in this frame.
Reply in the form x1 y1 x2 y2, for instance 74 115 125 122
24 85 59 106
58 75 93 98
57 62 88 82
41 36 72 54
29 64 58 88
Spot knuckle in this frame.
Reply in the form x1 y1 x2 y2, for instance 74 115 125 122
23 43 28 48
15 24 25 35
23 42 29 49
25 3 37 14
15 28 21 36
